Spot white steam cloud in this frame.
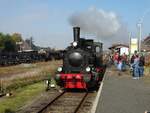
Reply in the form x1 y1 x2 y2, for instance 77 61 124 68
69 7 128 49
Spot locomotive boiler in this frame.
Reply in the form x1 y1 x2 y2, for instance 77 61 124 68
55 27 105 90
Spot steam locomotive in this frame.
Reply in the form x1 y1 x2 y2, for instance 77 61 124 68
55 27 105 90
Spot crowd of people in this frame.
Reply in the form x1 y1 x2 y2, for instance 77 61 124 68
113 52 128 71
130 51 145 79
112 51 145 79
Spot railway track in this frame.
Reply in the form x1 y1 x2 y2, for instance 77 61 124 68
37 91 89 113
17 88 96 113
16 89 63 113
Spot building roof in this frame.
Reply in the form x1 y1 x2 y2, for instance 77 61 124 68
143 36 150 45
141 35 150 52
108 44 129 50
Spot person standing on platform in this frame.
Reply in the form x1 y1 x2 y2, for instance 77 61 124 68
139 53 145 77
113 52 119 68
121 53 127 71
133 55 140 79
117 55 122 71
130 51 137 77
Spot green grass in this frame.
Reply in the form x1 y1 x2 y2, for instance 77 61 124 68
0 82 45 113
0 60 62 77
0 60 62 113
0 60 61 93
0 64 36 76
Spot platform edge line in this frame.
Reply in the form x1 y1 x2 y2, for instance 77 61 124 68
90 69 108 113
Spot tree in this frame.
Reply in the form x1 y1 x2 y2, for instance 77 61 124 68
0 32 5 50
12 33 22 42
3 34 17 52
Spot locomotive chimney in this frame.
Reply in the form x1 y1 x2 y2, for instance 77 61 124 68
73 27 80 42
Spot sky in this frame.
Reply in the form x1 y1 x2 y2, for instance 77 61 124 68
0 0 150 49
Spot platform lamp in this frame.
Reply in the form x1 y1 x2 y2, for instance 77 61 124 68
137 20 142 53
137 9 150 53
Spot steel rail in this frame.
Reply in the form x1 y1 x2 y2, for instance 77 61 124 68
37 91 65 113
73 92 88 113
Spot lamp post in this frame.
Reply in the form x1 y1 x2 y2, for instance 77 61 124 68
137 20 142 53
137 9 150 53
129 32 131 57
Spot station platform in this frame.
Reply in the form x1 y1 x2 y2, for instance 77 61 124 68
95 66 150 113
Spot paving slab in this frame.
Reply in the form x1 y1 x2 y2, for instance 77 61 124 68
96 67 150 113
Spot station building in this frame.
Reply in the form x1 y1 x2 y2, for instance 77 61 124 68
108 44 129 55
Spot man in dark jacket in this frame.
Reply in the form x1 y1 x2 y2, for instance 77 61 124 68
139 54 145 77
130 51 138 77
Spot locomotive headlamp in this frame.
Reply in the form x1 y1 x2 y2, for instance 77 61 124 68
86 67 91 72
57 67 62 72
72 42 77 47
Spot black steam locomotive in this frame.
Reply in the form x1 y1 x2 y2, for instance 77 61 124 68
55 27 105 89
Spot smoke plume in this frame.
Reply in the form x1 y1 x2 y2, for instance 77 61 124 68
69 7 128 49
